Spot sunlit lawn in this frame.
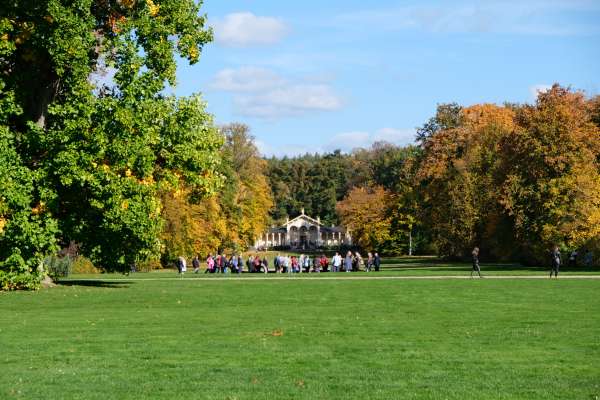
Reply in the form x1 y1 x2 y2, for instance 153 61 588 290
2 269 599 399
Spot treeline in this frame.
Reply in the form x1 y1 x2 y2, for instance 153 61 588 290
266 85 600 263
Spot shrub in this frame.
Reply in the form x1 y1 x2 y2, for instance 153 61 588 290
71 257 100 274
44 256 73 280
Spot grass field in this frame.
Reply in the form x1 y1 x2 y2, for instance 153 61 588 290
2 259 600 399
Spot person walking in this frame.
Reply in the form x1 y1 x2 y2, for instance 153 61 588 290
229 255 237 273
344 251 353 272
192 255 200 273
303 254 311 273
550 246 561 278
237 255 243 274
332 252 342 273
471 247 482 278
178 256 187 276
274 254 281 273
176 257 182 274
366 252 373 272
374 252 381 272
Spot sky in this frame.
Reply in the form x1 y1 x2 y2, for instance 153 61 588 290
172 0 600 156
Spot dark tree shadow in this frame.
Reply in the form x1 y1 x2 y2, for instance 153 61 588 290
58 280 133 288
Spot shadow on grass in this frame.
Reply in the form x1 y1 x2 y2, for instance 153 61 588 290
58 280 133 288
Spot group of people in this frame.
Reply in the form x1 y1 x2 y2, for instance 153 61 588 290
175 246 595 278
175 251 382 275
272 252 381 273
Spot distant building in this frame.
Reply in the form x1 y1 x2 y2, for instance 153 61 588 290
255 209 352 250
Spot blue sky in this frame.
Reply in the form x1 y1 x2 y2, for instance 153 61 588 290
173 0 600 156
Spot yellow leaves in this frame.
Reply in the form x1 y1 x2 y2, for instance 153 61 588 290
188 46 199 61
121 200 129 210
0 217 6 233
119 0 136 9
91 162 98 168
31 201 46 215
125 168 132 177
337 186 392 250
139 176 155 186
462 104 515 133
1 33 8 41
146 0 160 16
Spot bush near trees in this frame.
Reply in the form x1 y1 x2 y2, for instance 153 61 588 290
1 0 223 289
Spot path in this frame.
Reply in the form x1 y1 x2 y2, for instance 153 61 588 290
63 275 600 282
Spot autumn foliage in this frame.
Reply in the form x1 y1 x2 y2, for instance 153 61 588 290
416 85 600 262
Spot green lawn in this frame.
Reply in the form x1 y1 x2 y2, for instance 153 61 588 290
2 271 600 399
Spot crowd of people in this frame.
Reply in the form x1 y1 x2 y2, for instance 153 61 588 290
175 251 382 275
174 247 595 278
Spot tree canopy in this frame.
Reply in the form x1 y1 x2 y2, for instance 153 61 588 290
1 0 222 288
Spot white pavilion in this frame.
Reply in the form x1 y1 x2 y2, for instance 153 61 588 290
254 209 352 250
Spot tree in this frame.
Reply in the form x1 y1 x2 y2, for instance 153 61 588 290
498 85 600 260
1 0 222 287
220 124 273 250
336 186 392 251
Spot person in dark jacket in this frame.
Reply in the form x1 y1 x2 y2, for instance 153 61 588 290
237 255 243 274
192 255 200 273
550 246 561 278
374 253 381 272
471 247 482 278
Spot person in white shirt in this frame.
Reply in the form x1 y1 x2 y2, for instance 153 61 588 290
331 252 342 273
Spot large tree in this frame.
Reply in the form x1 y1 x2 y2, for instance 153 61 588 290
1 0 222 288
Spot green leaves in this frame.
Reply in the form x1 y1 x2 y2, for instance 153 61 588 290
1 0 223 283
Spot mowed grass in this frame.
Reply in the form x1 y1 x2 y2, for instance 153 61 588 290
1 278 600 399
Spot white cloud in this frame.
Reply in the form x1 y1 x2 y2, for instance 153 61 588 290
212 12 288 47
211 66 344 119
373 128 416 145
334 1 600 36
529 84 552 100
210 67 286 92
235 84 343 118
